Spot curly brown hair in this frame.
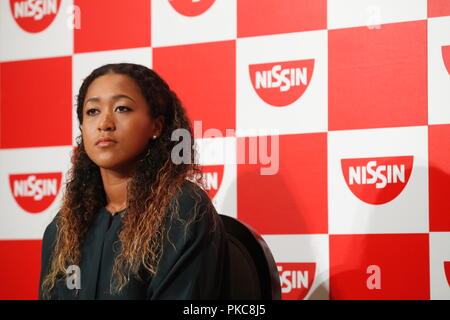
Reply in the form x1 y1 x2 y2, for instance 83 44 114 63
40 63 205 298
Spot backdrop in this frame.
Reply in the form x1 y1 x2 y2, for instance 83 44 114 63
1 0 449 300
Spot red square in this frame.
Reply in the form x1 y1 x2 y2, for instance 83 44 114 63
0 240 42 300
329 234 430 300
429 124 450 232
428 0 450 18
328 20 428 131
74 0 150 53
153 41 235 138
237 133 328 235
0 62 2 123
1 57 72 149
237 0 326 38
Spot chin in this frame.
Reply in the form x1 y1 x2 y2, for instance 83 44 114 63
97 162 120 169
97 157 140 173
90 155 121 168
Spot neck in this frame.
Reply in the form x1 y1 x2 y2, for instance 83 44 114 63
99 167 132 212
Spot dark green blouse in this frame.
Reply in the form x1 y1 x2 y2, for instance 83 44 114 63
38 181 228 300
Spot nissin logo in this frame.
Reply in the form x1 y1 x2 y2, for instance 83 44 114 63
10 0 61 33
169 0 215 17
199 165 224 200
9 172 62 213
249 59 314 107
277 263 316 300
442 45 450 75
341 156 414 205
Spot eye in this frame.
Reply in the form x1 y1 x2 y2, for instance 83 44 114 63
116 106 131 112
86 108 98 116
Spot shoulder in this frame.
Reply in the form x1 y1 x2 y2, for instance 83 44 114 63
169 180 215 220
164 179 224 241
42 211 60 250
175 179 210 205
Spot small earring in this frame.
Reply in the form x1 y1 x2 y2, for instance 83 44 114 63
153 135 157 140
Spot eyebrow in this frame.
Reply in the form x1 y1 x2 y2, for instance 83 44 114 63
84 94 136 106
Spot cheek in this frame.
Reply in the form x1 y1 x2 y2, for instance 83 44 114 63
124 127 152 151
81 124 98 155
81 125 93 146
122 118 153 141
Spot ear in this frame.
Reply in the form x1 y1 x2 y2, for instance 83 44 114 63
153 116 165 137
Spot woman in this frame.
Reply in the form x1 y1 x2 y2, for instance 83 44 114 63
39 63 228 299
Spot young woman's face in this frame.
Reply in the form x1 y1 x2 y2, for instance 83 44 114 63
82 73 163 173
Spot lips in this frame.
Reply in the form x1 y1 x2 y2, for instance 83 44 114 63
95 137 117 146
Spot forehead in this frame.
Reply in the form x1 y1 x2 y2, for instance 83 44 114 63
84 73 144 104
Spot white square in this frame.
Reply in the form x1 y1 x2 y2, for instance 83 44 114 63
0 146 73 239
194 136 237 218
72 47 152 146
0 0 73 62
327 0 427 30
262 234 330 300
328 126 429 234
151 0 236 47
237 31 327 137
428 16 450 125
430 232 450 300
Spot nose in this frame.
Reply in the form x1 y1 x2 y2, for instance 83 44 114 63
98 109 115 132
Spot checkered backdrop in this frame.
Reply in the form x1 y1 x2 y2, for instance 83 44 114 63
1 0 449 300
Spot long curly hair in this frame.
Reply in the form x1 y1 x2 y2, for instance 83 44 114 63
40 63 205 298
